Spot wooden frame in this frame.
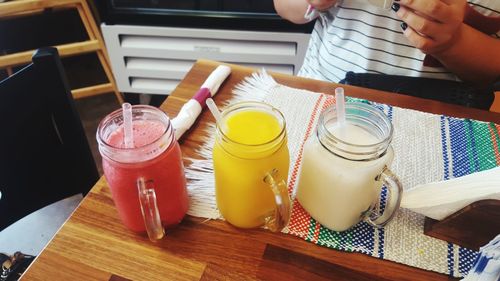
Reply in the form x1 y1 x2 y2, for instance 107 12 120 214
0 0 124 103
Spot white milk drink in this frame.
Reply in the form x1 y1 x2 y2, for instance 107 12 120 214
296 102 402 232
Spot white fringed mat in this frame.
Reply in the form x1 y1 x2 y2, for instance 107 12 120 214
182 71 496 277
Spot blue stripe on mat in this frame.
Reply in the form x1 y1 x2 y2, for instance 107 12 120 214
377 105 393 259
441 117 455 276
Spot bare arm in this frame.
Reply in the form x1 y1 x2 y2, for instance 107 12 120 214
273 0 311 24
396 0 500 85
433 24 500 85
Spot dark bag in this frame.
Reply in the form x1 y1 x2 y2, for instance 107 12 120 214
339 71 496 110
1 252 35 281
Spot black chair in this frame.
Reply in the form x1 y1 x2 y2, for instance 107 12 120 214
0 47 99 231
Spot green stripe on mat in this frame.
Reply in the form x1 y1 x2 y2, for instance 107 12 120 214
315 225 355 252
306 218 316 242
465 120 479 172
472 121 496 171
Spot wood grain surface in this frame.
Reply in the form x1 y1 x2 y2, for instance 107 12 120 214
424 199 500 250
21 59 500 281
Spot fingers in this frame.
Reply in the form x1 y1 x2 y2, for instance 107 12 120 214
400 22 438 53
307 0 336 12
396 0 452 22
395 5 442 38
438 0 458 5
393 1 463 54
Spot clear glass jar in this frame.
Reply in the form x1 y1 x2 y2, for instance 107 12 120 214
97 105 188 241
296 102 402 231
212 101 291 231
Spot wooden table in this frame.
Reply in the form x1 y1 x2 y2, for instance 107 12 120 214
22 60 500 281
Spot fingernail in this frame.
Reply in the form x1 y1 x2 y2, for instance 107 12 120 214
401 22 407 31
391 3 400 12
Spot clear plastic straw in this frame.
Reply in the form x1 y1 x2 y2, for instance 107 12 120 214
335 87 346 127
206 98 228 133
122 103 134 148
304 5 319 21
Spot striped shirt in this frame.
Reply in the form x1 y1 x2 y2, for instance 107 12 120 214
298 0 500 82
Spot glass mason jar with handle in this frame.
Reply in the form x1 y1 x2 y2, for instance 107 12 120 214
97 105 188 241
212 101 291 232
296 102 402 232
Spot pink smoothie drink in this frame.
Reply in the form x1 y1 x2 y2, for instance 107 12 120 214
102 119 188 232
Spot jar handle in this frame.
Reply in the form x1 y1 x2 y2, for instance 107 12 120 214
263 169 291 232
137 177 165 241
366 166 403 228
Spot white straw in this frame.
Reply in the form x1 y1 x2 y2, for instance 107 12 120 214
122 103 134 148
206 98 227 133
335 87 346 127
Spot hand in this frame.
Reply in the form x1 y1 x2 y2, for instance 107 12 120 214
307 0 337 12
393 0 467 55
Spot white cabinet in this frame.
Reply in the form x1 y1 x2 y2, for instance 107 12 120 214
102 24 311 95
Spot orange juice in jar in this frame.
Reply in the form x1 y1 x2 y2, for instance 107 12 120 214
212 101 291 231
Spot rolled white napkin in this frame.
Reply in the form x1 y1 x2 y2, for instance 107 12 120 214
401 166 500 220
171 65 231 140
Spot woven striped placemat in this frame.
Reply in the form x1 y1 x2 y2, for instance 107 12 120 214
183 72 499 278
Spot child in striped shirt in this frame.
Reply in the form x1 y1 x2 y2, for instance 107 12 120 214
274 0 500 85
